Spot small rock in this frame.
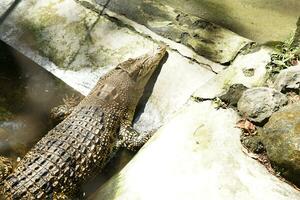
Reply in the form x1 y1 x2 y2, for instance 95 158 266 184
240 127 265 154
241 135 264 154
219 84 248 107
273 65 300 92
237 87 287 122
261 103 300 186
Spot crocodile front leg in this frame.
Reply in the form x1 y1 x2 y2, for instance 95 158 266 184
50 94 83 123
53 192 70 200
118 121 153 151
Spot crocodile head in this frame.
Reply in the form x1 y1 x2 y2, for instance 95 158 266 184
116 45 167 115
118 46 167 90
87 45 167 118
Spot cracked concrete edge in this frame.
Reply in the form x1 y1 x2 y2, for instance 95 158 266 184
76 0 252 65
0 0 219 90
0 0 103 69
75 0 226 73
0 0 217 132
0 0 105 94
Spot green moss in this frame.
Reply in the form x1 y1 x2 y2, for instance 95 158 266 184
17 2 95 70
216 67 241 98
141 2 171 20
266 35 300 77
18 3 68 65
212 97 227 109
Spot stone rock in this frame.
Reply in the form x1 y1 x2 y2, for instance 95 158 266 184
90 101 300 200
240 128 265 154
261 103 300 186
219 84 248 107
194 46 271 99
237 87 287 122
273 65 300 92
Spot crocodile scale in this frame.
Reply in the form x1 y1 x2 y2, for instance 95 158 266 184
3 105 118 199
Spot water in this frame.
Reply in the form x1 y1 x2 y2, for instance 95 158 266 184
0 40 83 157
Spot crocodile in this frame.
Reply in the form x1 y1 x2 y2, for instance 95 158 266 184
0 46 167 199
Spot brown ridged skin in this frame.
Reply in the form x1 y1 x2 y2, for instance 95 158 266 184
2 106 116 199
0 47 166 199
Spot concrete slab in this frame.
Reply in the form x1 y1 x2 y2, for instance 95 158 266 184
92 101 300 200
0 0 216 132
87 0 252 63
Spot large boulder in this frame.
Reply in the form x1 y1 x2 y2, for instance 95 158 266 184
262 103 300 186
237 87 287 122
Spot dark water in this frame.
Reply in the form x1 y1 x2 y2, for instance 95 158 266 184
0 40 83 157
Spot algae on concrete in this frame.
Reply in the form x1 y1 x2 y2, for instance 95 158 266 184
1 0 100 70
92 0 251 63
161 0 300 43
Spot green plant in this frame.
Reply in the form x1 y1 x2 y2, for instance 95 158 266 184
266 36 300 75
